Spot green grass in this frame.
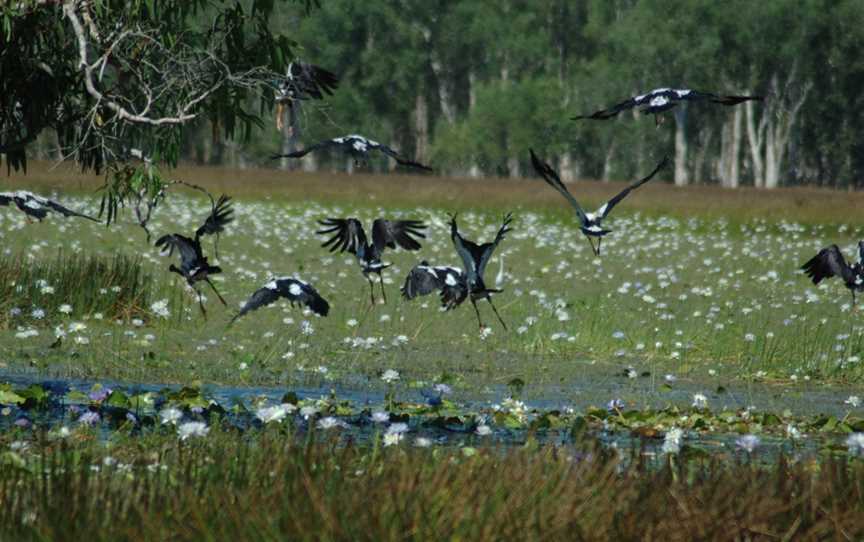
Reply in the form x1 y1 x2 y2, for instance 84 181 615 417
0 252 186 328
1 428 863 541
2 165 864 399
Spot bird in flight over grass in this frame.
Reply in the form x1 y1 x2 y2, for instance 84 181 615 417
530 149 668 256
317 217 427 304
0 190 97 223
275 60 339 132
231 277 329 324
155 195 233 317
801 242 864 306
449 212 513 330
401 260 468 311
572 88 763 126
272 135 432 171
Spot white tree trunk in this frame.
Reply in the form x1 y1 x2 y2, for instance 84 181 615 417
414 91 429 165
718 106 742 188
745 95 767 187
602 142 617 182
673 107 688 186
560 153 578 182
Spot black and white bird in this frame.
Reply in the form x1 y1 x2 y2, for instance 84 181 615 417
401 261 468 311
801 242 864 305
231 277 330 324
449 213 513 330
573 88 763 126
271 135 432 171
0 190 97 222
530 149 668 256
155 195 233 316
317 217 427 304
274 61 339 132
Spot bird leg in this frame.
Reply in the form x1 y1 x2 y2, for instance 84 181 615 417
205 278 227 306
585 236 598 256
195 289 207 319
596 237 603 256
367 276 376 305
487 297 508 331
470 298 485 330
379 273 388 304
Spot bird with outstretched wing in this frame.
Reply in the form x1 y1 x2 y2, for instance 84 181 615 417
231 277 329 324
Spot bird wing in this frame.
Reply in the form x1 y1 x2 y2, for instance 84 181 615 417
401 263 446 300
231 277 330 324
597 156 669 219
372 218 427 255
372 143 433 171
36 196 98 222
571 95 638 120
195 194 234 241
270 140 336 160
448 215 485 284
530 149 588 224
476 213 513 281
317 217 367 256
683 90 764 106
283 62 339 101
155 234 202 264
801 245 856 285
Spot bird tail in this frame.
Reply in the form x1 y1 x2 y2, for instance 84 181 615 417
308 293 330 317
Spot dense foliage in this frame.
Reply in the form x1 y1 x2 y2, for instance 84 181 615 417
250 0 863 189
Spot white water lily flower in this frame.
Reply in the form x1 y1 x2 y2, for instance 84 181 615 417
691 393 708 410
383 432 403 446
177 421 209 441
159 407 183 425
475 424 492 436
317 416 346 430
846 433 864 456
662 428 683 454
58 304 73 314
381 369 400 384
845 396 861 408
371 411 390 423
150 299 170 318
256 404 292 424
735 434 760 453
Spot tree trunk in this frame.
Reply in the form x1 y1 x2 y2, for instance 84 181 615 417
745 95 767 187
673 107 688 186
414 91 429 165
468 70 481 178
278 102 299 171
718 106 742 188
560 153 578 182
602 142 617 182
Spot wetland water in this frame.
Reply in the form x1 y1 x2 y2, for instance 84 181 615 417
1 366 857 461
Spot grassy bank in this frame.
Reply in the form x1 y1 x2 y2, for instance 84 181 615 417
1 429 862 541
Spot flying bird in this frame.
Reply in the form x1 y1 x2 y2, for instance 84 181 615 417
801 242 864 305
530 149 668 256
231 277 330 324
275 61 339 132
271 135 432 171
317 217 427 304
449 213 513 330
401 261 468 311
155 195 234 316
573 88 763 126
0 190 97 222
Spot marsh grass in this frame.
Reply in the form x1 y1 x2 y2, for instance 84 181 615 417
10 160 864 225
0 252 185 327
1 430 863 541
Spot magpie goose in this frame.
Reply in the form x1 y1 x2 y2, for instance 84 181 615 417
271 135 432 171
231 277 329 324
801 242 864 305
0 190 97 222
275 61 339 131
317 217 427 304
155 195 233 316
573 88 763 126
449 213 513 330
401 261 468 310
530 149 668 256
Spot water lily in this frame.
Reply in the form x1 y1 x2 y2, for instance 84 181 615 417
381 369 400 384
846 433 864 456
177 421 209 440
735 434 760 453
159 407 183 425
691 393 708 410
662 428 683 454
317 416 347 430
